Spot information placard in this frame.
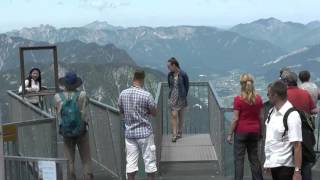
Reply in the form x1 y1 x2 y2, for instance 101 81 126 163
38 161 57 180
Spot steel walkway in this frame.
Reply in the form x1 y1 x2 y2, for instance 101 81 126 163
161 134 217 162
3 81 320 180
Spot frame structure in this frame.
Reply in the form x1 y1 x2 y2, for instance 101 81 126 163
19 45 59 97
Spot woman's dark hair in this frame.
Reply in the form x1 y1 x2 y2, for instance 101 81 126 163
299 70 311 83
168 57 180 69
27 68 42 90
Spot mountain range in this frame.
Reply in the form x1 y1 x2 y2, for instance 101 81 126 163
2 18 320 120
0 34 165 120
6 18 320 78
0 34 135 72
6 23 286 77
83 21 124 31
231 17 320 51
260 44 320 81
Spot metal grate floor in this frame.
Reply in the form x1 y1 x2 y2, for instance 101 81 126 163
161 134 217 162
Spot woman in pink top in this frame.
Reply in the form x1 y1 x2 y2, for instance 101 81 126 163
227 73 264 180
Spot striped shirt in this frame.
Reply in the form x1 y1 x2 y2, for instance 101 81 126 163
118 86 156 139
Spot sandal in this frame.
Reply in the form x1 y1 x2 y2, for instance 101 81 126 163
172 135 177 142
177 131 182 139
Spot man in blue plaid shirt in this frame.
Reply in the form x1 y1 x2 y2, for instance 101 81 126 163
118 70 157 180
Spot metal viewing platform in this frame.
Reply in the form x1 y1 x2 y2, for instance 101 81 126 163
1 81 320 180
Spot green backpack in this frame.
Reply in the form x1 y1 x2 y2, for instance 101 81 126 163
59 92 86 138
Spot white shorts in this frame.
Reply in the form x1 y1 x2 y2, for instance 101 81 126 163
125 134 157 174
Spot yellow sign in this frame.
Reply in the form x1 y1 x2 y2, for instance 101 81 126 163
2 125 17 142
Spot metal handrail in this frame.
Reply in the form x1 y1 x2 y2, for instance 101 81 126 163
2 117 55 127
4 155 69 180
4 156 68 163
155 81 230 175
4 90 62 179
89 98 120 113
7 88 127 179
88 97 126 179
6 82 320 179
153 82 164 173
7 90 54 119
316 116 320 154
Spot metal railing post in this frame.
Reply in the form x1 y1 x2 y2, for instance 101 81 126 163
0 122 5 180
120 120 126 180
4 156 69 180
317 115 320 153
51 118 58 158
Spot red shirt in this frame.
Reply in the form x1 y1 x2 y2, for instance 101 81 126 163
233 95 263 133
287 86 316 113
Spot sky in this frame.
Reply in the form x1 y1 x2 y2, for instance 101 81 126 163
0 0 320 32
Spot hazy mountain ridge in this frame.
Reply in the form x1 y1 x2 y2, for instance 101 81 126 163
0 34 136 72
83 21 124 31
231 17 320 51
0 34 46 71
4 19 320 112
0 33 165 120
6 24 285 77
259 44 320 81
0 62 165 120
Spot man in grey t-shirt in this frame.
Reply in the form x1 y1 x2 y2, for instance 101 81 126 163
298 70 319 106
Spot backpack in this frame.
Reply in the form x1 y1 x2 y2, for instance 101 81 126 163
267 107 316 163
59 91 86 138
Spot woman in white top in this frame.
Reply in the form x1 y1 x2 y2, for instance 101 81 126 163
19 68 42 106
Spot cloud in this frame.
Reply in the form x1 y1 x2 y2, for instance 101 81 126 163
197 0 215 6
57 1 64 5
197 0 253 5
79 0 130 11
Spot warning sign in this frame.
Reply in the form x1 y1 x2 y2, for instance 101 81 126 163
2 125 17 142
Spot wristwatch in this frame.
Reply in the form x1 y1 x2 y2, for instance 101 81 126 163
294 167 301 173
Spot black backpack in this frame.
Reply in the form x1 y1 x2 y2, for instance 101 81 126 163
267 107 316 163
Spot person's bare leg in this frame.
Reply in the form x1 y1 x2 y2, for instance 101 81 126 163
147 173 155 180
178 108 185 137
63 138 76 180
127 172 136 180
171 111 178 141
77 133 93 180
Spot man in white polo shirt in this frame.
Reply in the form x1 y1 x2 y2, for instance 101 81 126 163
264 80 302 180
